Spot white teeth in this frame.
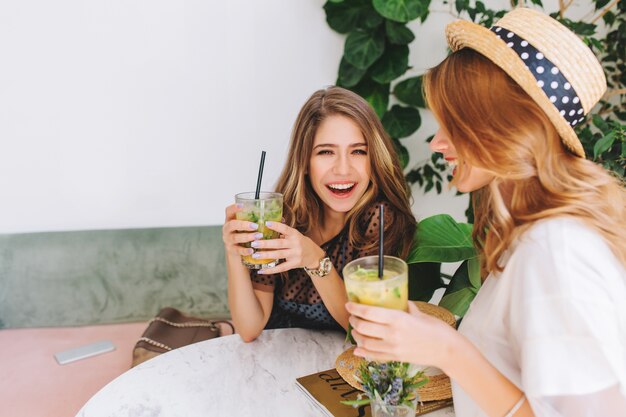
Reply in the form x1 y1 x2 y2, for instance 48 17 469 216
328 183 354 190
446 160 457 167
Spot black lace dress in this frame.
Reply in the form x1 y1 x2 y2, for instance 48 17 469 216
250 200 400 331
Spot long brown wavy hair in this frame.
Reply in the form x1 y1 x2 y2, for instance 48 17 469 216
274 86 416 258
424 48 626 275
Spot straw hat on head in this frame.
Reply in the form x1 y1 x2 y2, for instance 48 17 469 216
445 7 606 157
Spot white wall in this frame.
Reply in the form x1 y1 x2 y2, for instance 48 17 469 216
0 0 591 233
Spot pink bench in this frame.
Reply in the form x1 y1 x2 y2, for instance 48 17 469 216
1 322 147 417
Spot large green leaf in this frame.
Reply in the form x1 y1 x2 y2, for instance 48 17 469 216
372 0 425 23
408 262 444 302
382 105 421 138
324 0 384 34
385 20 415 44
370 44 409 84
391 137 409 169
407 214 475 263
394 76 426 108
439 286 476 317
439 258 480 317
344 30 385 69
352 79 390 118
337 56 367 87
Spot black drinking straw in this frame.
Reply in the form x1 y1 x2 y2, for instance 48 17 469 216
255 151 266 199
378 203 384 279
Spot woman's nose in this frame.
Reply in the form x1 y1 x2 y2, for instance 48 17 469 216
333 153 350 175
429 129 449 153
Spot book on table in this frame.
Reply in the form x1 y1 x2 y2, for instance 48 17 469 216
295 368 453 417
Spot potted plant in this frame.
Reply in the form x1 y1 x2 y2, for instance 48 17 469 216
342 361 429 417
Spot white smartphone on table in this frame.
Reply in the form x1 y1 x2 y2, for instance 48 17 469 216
54 340 116 365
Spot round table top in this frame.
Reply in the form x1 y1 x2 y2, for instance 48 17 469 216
76 328 455 417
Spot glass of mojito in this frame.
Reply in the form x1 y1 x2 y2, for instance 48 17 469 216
343 255 408 311
235 192 283 269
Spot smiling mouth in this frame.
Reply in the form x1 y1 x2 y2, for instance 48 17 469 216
444 158 457 176
326 182 355 196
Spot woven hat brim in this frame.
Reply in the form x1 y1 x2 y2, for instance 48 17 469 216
445 19 586 157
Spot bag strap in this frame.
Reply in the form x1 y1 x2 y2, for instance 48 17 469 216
148 316 235 335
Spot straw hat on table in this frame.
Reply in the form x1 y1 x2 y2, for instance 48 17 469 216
445 7 606 157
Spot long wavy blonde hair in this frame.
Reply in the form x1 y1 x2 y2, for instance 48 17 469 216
424 48 626 275
274 86 416 258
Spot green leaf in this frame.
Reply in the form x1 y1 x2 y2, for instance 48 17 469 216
408 262 443 301
407 214 475 263
467 256 481 289
372 0 425 23
351 79 390 118
439 258 480 317
370 44 409 83
588 37 605 52
595 0 610 10
391 137 409 169
439 286 475 317
385 20 415 44
382 105 421 138
592 114 610 134
593 132 616 160
337 56 367 87
344 30 386 69
455 0 470 14
394 76 425 107
603 11 616 26
557 18 596 36
324 0 383 34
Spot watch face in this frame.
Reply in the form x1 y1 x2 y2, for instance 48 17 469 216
320 257 332 276
306 257 331 277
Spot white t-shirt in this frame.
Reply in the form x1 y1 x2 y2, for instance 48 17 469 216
452 217 626 417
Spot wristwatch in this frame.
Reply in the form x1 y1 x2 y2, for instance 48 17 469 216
303 256 332 278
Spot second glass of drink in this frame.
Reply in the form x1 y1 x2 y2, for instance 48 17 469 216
343 255 408 311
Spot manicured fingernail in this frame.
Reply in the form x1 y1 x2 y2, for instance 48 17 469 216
249 223 259 230
265 221 273 227
246 248 254 255
353 348 363 357
251 241 260 248
253 233 263 239
257 270 265 274
252 253 261 259
236 203 243 209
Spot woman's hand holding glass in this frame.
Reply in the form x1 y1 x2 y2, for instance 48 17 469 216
249 221 325 275
222 204 263 259
346 301 460 373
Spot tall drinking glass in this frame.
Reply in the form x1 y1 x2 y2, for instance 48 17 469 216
343 255 408 311
235 192 283 269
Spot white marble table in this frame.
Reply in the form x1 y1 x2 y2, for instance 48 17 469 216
77 328 455 417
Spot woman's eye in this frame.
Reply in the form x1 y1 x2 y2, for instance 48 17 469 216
317 150 333 155
353 149 367 155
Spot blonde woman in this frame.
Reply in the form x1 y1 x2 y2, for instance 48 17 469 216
346 8 626 417
222 86 416 342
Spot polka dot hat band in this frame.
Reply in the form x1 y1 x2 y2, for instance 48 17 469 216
445 7 607 157
491 26 585 127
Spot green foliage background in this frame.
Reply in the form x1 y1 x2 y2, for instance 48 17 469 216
324 0 625 194
324 0 625 316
